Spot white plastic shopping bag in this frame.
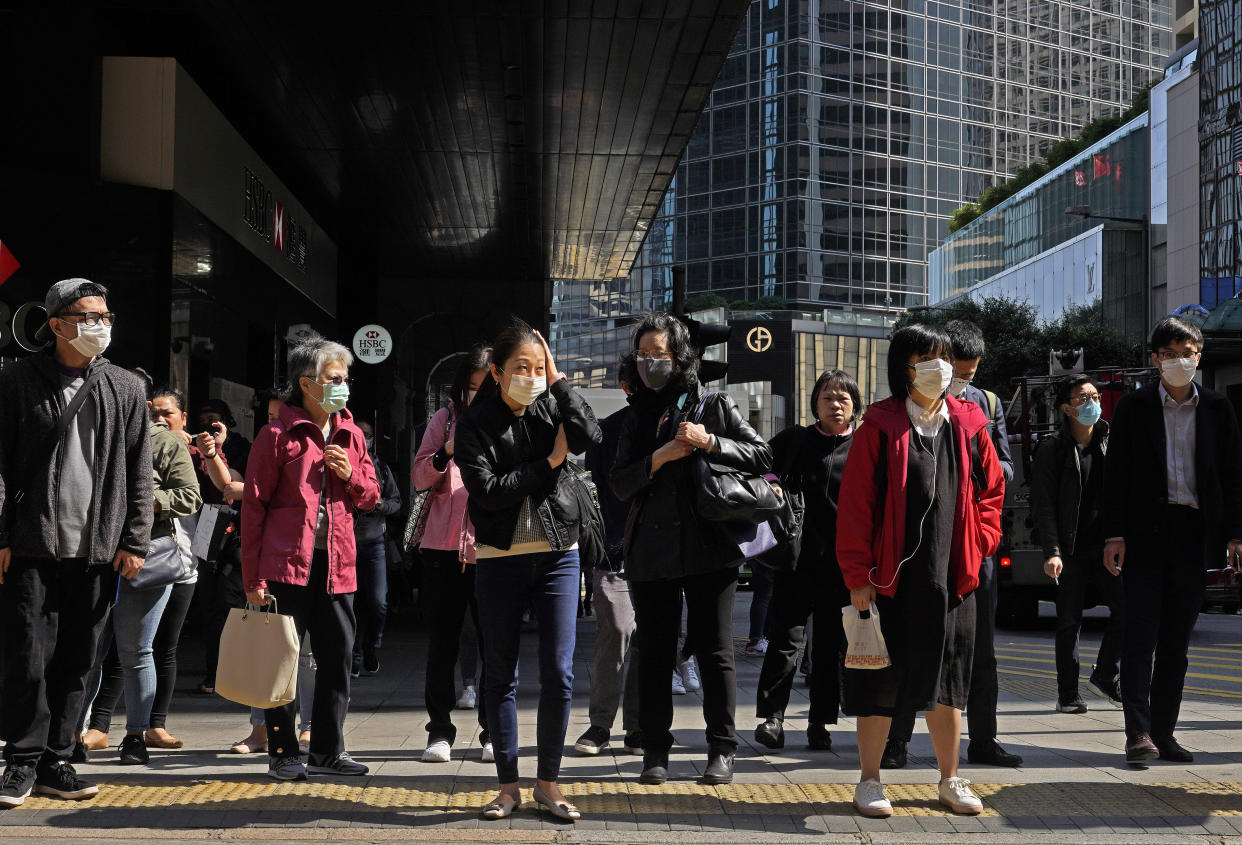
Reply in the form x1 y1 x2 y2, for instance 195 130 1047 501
842 603 892 670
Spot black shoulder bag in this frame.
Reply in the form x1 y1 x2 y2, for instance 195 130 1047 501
754 427 810 573
12 367 105 508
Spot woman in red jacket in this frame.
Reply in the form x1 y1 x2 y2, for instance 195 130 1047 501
836 323 1004 820
242 334 381 782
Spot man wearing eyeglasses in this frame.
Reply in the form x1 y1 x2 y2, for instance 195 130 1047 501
1103 315 1242 764
0 278 153 806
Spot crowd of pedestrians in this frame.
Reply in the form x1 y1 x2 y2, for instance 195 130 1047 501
0 277 1239 822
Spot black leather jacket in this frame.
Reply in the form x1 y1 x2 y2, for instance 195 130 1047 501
1029 419 1108 559
611 383 772 582
455 379 602 552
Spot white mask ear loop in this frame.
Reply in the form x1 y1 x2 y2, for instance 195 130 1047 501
869 431 938 591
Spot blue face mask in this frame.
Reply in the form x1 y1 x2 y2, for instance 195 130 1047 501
1073 399 1102 427
306 378 349 414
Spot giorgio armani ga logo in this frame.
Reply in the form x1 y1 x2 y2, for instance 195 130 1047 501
746 326 773 353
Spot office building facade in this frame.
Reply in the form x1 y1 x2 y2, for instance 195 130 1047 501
1199 0 1242 306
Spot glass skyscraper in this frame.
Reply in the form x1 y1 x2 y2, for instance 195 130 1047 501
1199 0 1242 306
553 0 1172 384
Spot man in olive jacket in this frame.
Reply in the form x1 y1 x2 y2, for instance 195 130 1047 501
0 279 152 806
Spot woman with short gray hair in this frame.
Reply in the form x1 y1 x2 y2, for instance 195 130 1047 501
241 334 381 781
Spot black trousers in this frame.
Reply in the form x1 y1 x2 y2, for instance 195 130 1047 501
889 556 998 744
632 566 738 758
755 563 845 726
1121 505 1206 738
421 548 487 744
1054 547 1124 701
264 550 356 760
0 557 115 768
90 580 197 733
197 553 245 687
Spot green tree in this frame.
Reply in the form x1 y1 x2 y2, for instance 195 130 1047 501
1041 301 1139 370
948 203 982 233
684 293 728 312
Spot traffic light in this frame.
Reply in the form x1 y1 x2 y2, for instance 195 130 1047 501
680 315 730 384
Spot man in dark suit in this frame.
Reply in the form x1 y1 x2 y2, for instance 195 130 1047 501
882 320 1020 769
1103 316 1242 763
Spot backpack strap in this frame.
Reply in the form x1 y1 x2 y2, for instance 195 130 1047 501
14 365 106 505
981 388 998 422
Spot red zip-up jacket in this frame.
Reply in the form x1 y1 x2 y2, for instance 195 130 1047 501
242 404 380 595
836 395 1005 600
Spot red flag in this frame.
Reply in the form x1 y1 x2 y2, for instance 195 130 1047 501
1074 170 1087 187
0 242 19 287
1093 154 1111 179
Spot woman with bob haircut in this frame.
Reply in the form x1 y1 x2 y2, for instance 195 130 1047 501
835 323 1004 819
611 312 772 787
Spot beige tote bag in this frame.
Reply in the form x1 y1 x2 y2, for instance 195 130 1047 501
215 599 300 709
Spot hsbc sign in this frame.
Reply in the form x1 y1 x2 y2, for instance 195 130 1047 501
243 167 308 272
352 324 393 364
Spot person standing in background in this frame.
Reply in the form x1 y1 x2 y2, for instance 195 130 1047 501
352 419 402 678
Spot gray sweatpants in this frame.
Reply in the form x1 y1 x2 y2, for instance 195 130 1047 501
588 569 640 732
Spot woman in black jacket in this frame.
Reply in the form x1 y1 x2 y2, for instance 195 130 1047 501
611 313 772 786
753 369 857 752
455 321 602 821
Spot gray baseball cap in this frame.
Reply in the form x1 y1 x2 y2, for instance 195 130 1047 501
33 278 110 343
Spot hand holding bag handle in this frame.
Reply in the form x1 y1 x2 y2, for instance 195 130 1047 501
403 409 454 550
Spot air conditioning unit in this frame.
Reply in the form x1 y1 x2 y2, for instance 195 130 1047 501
1050 348 1085 375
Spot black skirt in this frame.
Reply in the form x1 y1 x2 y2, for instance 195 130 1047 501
843 422 976 717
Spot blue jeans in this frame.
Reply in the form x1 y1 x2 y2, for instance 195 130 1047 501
81 582 172 734
475 549 579 783
354 538 388 656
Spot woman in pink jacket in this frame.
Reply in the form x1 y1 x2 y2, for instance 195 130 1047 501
242 334 380 782
413 345 491 764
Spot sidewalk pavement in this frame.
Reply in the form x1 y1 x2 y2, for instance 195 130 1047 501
3 595 1242 844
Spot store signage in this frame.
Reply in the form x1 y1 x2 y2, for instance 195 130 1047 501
0 298 49 352
746 326 773 352
243 167 308 272
352 324 393 364
0 242 19 287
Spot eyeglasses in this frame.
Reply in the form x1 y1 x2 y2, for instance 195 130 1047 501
636 352 674 361
58 311 116 327
1069 393 1100 406
1155 350 1199 361
317 376 353 386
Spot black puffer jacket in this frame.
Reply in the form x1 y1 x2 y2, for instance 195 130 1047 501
1029 419 1109 559
612 383 772 582
456 379 602 551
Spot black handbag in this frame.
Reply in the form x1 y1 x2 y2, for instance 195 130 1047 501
124 528 192 592
755 428 809 573
690 392 780 524
403 410 453 551
564 461 607 574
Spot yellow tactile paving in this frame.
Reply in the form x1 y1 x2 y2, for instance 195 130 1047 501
12 778 1242 818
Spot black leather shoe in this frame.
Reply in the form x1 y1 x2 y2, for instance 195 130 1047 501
1125 732 1159 763
1151 734 1193 762
119 734 149 766
967 740 1023 767
807 724 831 751
703 752 734 785
880 738 907 770
69 740 90 764
639 755 668 784
754 718 784 750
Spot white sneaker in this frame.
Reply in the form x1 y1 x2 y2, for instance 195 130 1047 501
421 740 451 763
671 671 687 695
678 656 701 692
938 777 983 815
456 685 477 709
481 742 495 763
853 778 892 818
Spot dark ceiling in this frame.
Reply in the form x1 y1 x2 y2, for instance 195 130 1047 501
141 0 749 284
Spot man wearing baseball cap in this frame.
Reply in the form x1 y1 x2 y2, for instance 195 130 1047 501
0 278 152 806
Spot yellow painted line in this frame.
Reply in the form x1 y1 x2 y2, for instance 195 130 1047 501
997 666 1242 699
997 648 1242 671
5 780 1242 819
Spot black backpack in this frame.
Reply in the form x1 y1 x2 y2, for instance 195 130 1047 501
564 460 608 574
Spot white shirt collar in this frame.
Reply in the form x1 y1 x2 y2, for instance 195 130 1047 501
906 395 949 436
1159 381 1199 408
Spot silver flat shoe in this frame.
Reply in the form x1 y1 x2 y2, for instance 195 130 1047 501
533 784 581 820
481 795 521 820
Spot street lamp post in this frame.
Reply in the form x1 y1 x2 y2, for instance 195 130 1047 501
1064 205 1150 339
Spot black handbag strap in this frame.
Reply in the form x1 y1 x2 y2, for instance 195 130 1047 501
14 366 104 505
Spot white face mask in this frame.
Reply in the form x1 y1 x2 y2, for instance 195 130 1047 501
911 359 953 399
949 376 971 398
505 373 546 406
58 320 112 358
1161 356 1198 388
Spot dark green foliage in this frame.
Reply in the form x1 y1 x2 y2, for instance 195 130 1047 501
948 204 982 234
684 293 728 312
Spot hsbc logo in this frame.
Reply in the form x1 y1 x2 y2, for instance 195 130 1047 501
366 330 379 339
243 168 308 272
